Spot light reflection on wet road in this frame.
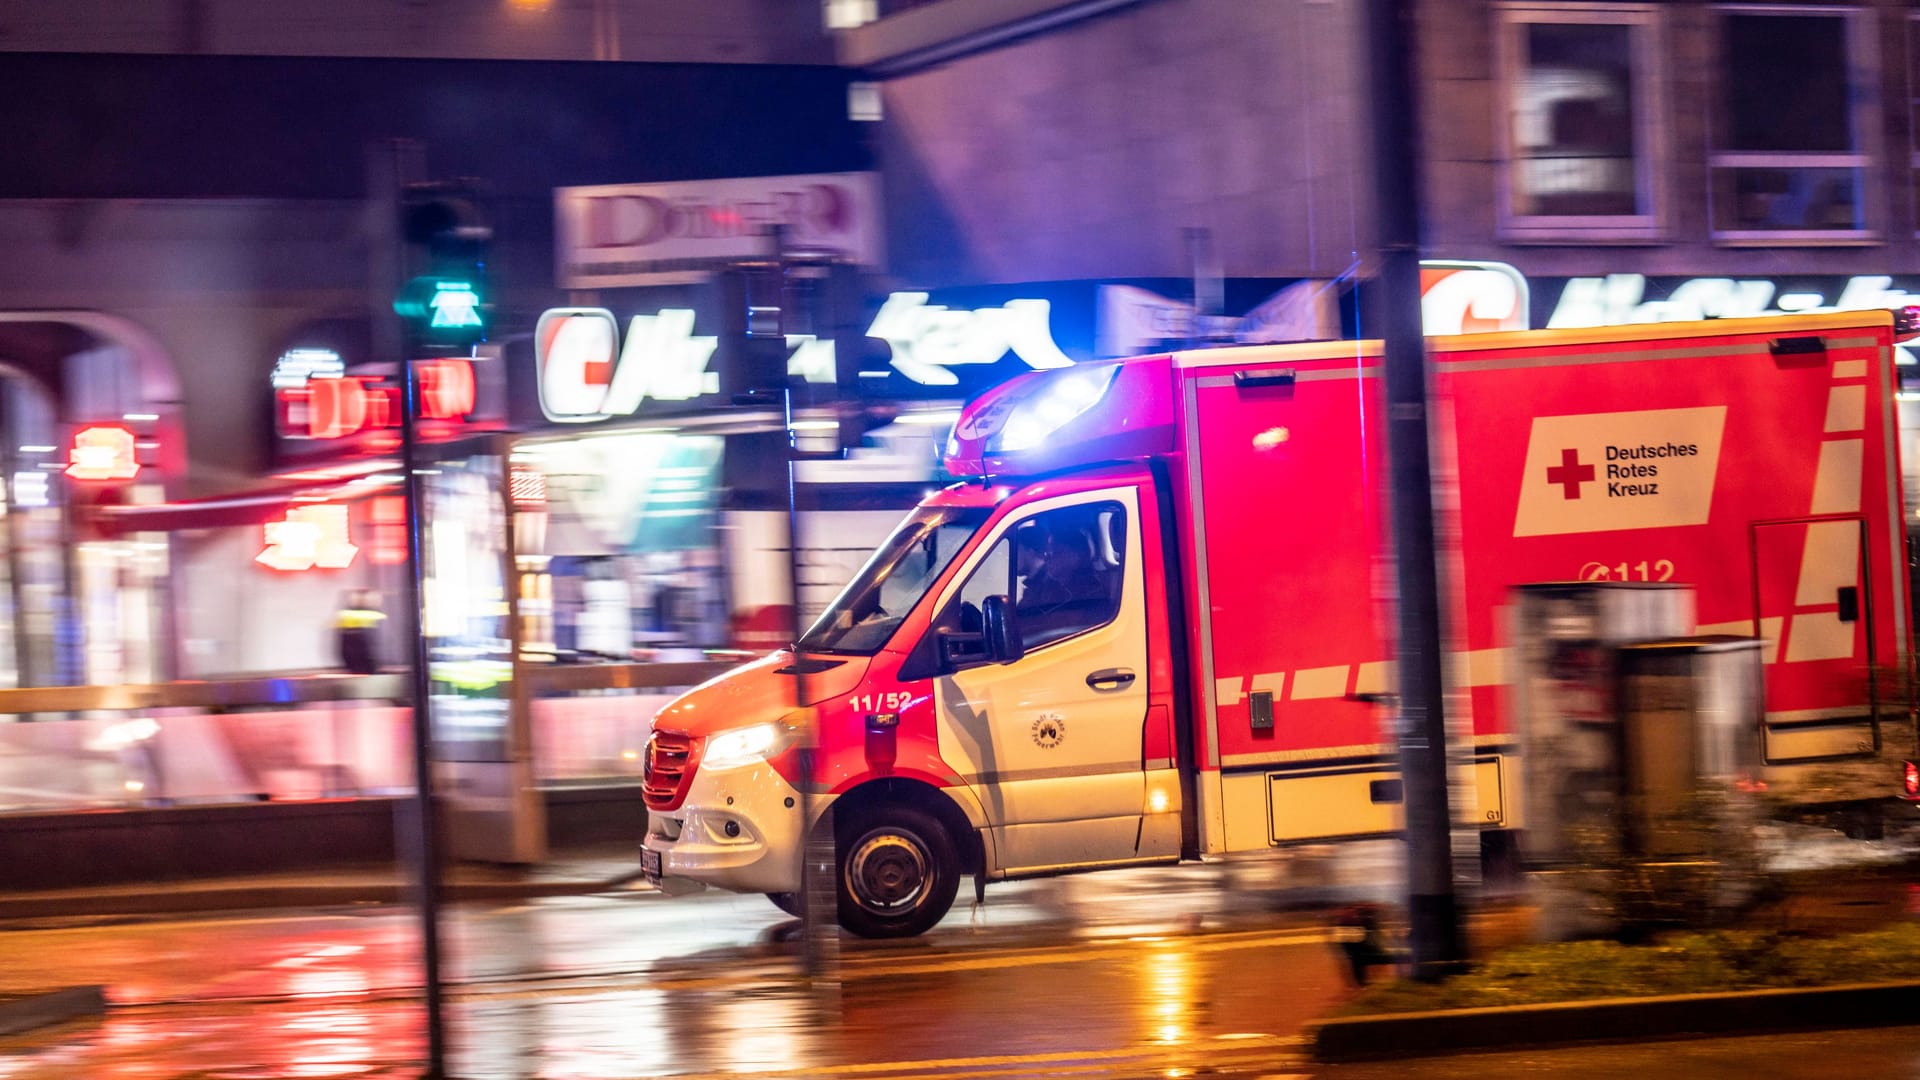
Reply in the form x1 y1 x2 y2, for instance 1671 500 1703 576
0 856 1385 1078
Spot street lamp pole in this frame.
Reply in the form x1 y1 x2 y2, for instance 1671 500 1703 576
1363 0 1466 977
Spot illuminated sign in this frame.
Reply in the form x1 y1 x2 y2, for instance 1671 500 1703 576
1545 273 1920 328
866 293 1073 386
536 308 720 422
271 348 345 390
306 377 397 440
555 171 882 288
257 504 358 572
1419 261 1530 335
417 358 477 420
276 360 475 440
66 426 140 481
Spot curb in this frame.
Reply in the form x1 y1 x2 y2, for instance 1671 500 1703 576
0 986 107 1038
1309 980 1920 1061
0 874 650 921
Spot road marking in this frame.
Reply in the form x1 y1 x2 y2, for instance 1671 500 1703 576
647 1034 1308 1080
634 926 1339 990
92 923 1343 1011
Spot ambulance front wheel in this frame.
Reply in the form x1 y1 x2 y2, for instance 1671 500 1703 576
836 804 960 938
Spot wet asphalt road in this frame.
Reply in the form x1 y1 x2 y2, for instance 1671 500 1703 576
0 840 1915 1079
0 858 1377 1079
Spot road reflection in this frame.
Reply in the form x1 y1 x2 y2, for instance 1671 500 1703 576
0 852 1408 1078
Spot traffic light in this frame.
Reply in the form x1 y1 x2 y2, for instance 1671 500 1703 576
395 179 492 347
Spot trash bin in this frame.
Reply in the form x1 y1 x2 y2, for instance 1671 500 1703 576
1614 636 1765 861
1510 582 1695 868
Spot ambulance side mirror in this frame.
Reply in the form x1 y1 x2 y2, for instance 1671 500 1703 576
982 595 1024 664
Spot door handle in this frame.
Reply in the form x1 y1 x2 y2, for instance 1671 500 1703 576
1837 586 1859 623
1086 668 1137 690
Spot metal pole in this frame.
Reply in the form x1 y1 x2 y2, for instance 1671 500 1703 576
764 237 840 987
399 358 450 1075
1364 0 1464 977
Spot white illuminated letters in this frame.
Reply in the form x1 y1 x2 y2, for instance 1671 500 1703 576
535 307 717 422
866 293 1073 386
602 310 719 411
1547 274 1920 329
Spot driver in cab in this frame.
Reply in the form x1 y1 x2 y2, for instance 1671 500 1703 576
1016 522 1108 638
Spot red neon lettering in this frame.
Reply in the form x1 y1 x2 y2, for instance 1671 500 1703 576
417 359 476 420
309 378 369 439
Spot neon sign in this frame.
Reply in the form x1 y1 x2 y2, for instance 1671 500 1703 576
1419 261 1530 335
536 308 721 422
257 504 358 571
1545 274 1920 328
66 426 140 481
866 293 1073 386
276 360 475 440
270 348 344 390
416 358 477 420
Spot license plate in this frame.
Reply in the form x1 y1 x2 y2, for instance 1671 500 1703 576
640 845 663 883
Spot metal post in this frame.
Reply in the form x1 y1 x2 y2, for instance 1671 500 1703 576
1364 0 1465 976
761 231 840 987
399 358 449 1075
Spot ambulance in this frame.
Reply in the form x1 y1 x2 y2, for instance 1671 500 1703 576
639 310 1917 937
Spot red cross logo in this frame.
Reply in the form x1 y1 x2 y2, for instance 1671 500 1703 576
1546 448 1595 499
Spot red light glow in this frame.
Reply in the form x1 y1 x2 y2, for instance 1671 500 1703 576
370 496 407 565
417 359 477 420
66 426 140 481
257 505 358 572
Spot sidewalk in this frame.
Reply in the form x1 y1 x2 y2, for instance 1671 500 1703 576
0 843 651 921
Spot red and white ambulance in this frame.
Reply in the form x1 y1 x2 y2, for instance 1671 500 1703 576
639 310 1916 937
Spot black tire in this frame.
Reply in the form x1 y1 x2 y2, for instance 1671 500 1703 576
835 804 960 939
765 892 802 917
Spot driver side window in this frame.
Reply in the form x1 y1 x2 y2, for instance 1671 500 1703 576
947 501 1126 656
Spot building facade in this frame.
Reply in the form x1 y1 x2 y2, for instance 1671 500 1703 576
2 0 1920 683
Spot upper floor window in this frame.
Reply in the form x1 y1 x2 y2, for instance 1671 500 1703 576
1711 5 1876 243
1907 14 1920 233
1496 3 1664 241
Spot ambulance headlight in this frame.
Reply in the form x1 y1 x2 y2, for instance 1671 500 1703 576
987 364 1120 453
702 723 791 769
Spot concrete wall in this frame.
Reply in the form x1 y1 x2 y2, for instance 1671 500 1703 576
0 0 832 64
876 0 1372 286
1417 0 1920 278
0 200 370 493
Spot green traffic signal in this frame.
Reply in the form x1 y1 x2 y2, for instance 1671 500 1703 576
396 277 487 342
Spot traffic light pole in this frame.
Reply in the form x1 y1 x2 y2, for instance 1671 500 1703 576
399 357 450 1076
1364 0 1466 977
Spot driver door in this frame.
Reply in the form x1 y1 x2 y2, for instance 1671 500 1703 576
929 487 1150 874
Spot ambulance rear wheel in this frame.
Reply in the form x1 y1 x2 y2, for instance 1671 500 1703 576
765 891 801 917
836 805 960 938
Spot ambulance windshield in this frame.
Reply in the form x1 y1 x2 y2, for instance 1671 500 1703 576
798 506 989 655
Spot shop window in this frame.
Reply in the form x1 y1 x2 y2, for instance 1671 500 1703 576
1711 6 1875 243
1496 3 1664 241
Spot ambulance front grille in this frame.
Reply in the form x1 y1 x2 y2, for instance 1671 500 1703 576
642 730 694 810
